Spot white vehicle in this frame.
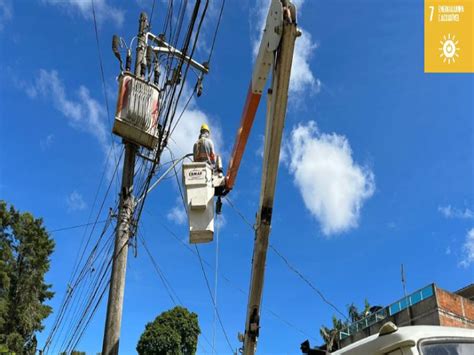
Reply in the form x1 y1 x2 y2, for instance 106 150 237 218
331 322 474 355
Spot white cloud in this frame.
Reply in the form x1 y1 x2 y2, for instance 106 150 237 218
215 213 227 230
22 69 109 151
164 89 223 225
166 86 223 161
438 205 474 219
0 0 12 31
290 30 321 95
286 121 375 236
252 0 319 97
42 0 124 26
459 228 474 268
18 69 123 180
167 200 187 225
67 190 87 212
40 134 55 151
256 134 288 163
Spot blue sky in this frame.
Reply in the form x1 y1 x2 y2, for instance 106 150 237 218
0 0 473 354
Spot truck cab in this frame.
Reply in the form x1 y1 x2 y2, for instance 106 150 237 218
330 323 474 355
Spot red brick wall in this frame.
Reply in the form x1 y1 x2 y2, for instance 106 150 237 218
437 288 464 315
439 314 473 328
436 287 474 329
465 297 474 320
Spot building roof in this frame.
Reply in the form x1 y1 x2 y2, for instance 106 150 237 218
455 284 474 301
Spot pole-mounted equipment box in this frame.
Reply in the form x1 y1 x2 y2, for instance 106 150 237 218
182 162 216 244
113 73 159 150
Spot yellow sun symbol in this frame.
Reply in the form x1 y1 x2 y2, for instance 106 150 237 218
439 34 460 64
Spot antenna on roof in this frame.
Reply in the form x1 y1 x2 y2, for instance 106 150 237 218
401 264 408 298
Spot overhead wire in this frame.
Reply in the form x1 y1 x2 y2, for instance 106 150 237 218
62 231 116 353
134 0 202 217
49 8 130 349
91 0 121 194
43 146 116 351
168 85 196 138
194 245 234 353
46 0 207 347
224 197 349 321
43 147 123 353
159 0 207 149
54 220 116 354
48 220 107 233
138 227 213 354
48 0 226 350
207 0 226 63
60 238 114 352
212 212 221 354
269 245 348 321
167 147 234 353
224 197 255 230
139 231 182 305
151 214 318 343
149 0 157 25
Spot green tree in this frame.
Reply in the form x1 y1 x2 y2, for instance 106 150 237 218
319 315 346 351
137 306 200 355
0 201 55 354
320 300 372 351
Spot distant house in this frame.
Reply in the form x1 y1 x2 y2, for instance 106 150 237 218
301 283 474 353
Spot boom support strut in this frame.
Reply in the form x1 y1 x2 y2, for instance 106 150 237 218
241 3 299 355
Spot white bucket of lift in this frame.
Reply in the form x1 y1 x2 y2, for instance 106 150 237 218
182 162 215 244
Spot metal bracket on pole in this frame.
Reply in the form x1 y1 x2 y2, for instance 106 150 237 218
146 32 210 74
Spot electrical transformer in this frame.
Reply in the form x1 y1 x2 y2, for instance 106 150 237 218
113 73 159 150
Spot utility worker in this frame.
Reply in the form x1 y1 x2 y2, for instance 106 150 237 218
193 123 216 168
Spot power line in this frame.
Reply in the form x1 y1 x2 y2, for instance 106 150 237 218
207 0 226 63
169 150 234 352
54 225 116 354
46 0 215 351
137 224 214 354
165 152 234 353
168 85 196 138
48 220 107 233
212 213 221 355
139 231 183 305
161 0 208 145
224 197 348 321
91 0 120 193
62 237 115 352
194 245 234 353
149 0 157 25
269 245 348 321
43 147 123 353
224 196 255 230
151 214 318 342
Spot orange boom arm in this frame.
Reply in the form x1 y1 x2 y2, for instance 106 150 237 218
225 83 262 191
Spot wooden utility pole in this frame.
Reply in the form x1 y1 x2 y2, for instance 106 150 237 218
102 12 148 355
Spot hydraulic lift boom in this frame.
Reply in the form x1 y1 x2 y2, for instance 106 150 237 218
224 2 299 354
181 1 298 353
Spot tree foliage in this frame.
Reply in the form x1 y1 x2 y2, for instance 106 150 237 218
0 201 55 354
319 299 372 351
137 306 200 355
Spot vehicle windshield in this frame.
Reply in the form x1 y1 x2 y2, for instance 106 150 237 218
421 341 474 355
